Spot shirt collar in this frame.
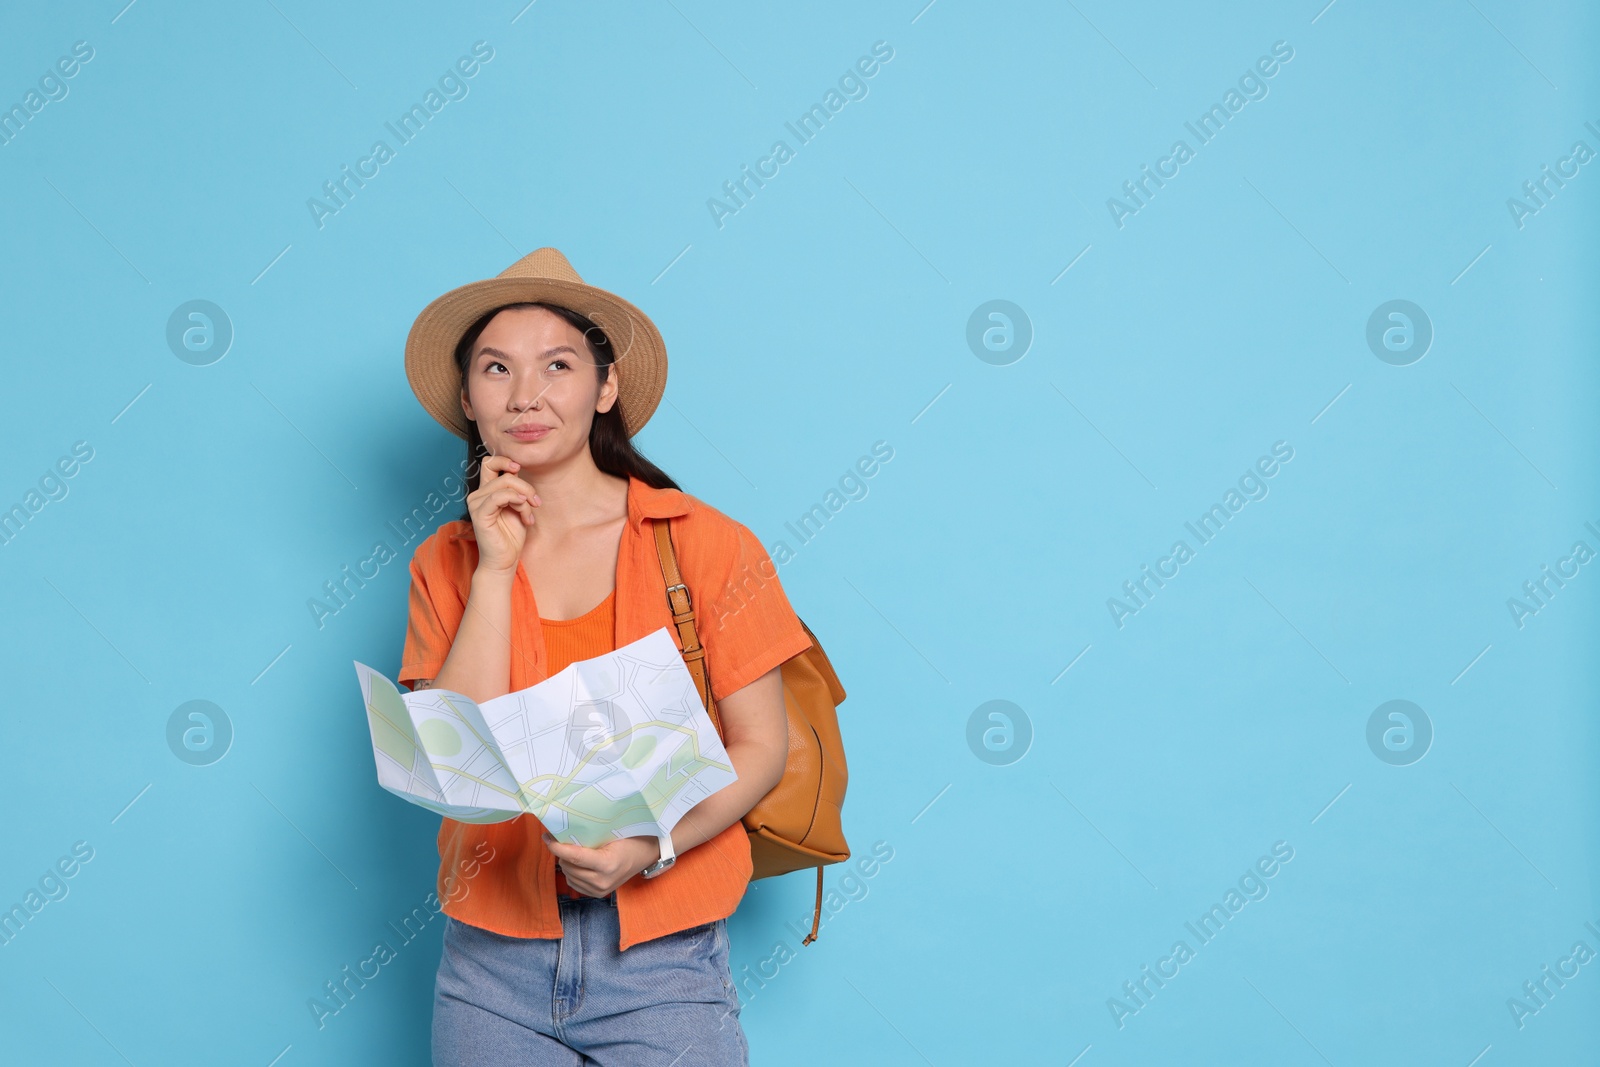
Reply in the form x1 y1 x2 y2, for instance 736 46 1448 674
626 474 694 530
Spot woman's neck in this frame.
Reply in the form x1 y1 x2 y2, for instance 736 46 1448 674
517 460 628 541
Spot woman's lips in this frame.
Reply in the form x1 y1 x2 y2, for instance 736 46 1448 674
507 425 553 441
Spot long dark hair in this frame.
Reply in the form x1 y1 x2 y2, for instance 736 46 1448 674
453 301 679 520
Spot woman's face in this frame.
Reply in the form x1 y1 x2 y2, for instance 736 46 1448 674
459 306 619 466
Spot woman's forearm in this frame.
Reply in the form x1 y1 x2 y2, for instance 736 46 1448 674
430 568 517 703
666 737 786 856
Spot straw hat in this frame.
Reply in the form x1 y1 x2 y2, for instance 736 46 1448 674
404 247 667 440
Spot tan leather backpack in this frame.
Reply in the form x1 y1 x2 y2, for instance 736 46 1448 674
652 518 850 944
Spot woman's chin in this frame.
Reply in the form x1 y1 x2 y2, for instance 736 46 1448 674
497 435 553 455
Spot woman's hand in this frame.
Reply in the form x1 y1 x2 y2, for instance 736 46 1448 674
468 453 541 575
544 832 661 896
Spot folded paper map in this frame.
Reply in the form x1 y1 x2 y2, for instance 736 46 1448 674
353 626 737 848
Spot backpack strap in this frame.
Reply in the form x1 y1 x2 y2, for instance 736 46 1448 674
650 516 828 945
802 868 823 945
651 517 721 737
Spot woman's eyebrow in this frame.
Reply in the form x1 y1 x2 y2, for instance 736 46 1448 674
477 344 579 361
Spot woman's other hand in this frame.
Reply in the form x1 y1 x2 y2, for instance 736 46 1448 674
544 832 661 896
467 453 541 575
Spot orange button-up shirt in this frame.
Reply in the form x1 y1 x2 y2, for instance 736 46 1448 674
397 474 814 951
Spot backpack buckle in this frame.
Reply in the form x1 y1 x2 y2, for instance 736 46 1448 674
665 582 692 613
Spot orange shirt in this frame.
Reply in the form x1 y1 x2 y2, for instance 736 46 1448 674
398 474 814 951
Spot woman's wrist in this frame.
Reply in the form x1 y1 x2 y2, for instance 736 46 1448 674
470 566 517 595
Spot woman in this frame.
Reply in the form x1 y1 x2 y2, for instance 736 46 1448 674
398 248 814 1065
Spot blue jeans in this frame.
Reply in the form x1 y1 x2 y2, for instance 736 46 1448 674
431 895 748 1066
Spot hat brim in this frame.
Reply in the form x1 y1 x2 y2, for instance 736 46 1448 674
405 276 667 441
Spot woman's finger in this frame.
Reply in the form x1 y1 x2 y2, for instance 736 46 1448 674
476 458 542 506
486 476 541 507
545 835 600 865
477 454 518 482
480 486 528 511
480 485 540 515
552 848 597 870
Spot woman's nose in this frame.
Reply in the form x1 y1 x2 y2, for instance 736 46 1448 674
511 375 551 410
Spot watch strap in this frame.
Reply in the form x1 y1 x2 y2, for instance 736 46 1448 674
643 833 675 878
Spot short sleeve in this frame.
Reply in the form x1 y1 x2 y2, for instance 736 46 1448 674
398 535 465 692
698 521 814 704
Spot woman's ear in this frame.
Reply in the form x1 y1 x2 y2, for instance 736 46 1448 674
596 363 620 414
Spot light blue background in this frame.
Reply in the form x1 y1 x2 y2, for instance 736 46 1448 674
1 1 1596 1063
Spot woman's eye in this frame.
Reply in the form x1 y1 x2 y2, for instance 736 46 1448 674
485 360 507 374
547 359 569 372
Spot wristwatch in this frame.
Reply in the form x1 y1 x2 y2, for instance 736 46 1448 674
641 833 676 879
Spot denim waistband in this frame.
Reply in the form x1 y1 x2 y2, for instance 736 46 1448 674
557 890 617 906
